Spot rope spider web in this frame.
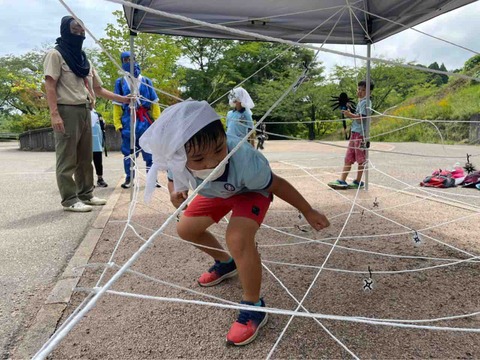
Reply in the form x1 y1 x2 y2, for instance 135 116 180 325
35 1 480 359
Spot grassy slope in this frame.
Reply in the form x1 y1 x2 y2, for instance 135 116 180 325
370 67 480 144
322 65 480 144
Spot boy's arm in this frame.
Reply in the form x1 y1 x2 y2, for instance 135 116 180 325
342 109 361 120
266 173 330 230
167 179 189 209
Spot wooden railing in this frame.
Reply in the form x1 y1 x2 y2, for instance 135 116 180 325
18 125 122 151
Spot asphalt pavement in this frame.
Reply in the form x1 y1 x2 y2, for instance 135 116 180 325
0 141 124 359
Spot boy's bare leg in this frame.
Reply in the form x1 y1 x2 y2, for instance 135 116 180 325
356 164 365 183
340 163 352 182
226 217 261 303
177 215 230 262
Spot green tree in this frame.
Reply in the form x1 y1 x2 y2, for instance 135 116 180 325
177 38 233 101
439 63 449 84
464 54 480 72
0 50 50 132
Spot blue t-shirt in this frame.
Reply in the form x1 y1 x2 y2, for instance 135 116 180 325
350 97 371 135
169 136 272 199
226 108 254 139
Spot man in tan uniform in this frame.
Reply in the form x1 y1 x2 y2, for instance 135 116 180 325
44 16 130 212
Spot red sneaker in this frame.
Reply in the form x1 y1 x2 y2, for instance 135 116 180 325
226 299 268 346
198 259 237 287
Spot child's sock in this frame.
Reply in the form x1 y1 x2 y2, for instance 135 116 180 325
220 257 234 264
254 300 262 306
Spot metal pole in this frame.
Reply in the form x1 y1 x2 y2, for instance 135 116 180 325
129 33 136 200
364 43 371 191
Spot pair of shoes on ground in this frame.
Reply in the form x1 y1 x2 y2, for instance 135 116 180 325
63 196 107 212
328 179 364 190
121 178 162 189
96 178 108 187
198 259 268 346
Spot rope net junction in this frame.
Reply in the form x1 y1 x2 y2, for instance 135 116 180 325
36 1 480 359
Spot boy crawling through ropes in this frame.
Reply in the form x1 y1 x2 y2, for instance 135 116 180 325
139 100 330 346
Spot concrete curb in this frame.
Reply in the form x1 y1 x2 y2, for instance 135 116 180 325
12 179 124 360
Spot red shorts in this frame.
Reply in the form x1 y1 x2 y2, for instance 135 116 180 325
184 192 272 225
345 132 366 165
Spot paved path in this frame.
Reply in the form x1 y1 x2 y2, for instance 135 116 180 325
0 141 124 359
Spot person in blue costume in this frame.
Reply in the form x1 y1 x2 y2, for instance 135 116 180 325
113 51 161 189
226 87 255 146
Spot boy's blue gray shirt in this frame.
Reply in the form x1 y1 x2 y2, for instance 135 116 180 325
351 97 372 135
168 136 272 199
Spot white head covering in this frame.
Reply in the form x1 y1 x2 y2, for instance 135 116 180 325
228 87 255 109
139 100 221 202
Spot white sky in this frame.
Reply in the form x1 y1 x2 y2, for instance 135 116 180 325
1 0 479 73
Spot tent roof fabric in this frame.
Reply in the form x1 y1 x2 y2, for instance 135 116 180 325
123 0 475 44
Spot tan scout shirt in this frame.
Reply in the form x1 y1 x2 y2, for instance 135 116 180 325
43 49 103 106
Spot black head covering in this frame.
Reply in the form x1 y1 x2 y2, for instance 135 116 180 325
55 16 90 78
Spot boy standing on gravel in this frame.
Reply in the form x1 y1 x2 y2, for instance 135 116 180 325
328 80 374 190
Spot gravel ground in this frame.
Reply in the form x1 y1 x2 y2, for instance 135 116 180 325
50 141 480 359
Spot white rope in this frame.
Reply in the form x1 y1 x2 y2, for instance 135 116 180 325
209 5 348 106
292 163 480 260
105 0 480 82
58 0 183 103
267 171 364 359
262 255 479 275
350 5 480 56
97 289 480 333
262 264 360 359
261 128 480 159
74 263 480 324
146 3 359 34
370 108 480 124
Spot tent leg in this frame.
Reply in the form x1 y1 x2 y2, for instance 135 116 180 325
365 43 372 191
129 33 136 200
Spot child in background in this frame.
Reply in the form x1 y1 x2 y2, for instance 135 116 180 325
91 109 108 187
140 100 330 346
328 80 374 190
256 122 268 150
226 87 255 146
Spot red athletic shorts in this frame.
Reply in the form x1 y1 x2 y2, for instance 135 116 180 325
345 132 366 165
184 192 272 225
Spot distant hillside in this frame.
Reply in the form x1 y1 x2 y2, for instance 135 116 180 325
370 62 480 144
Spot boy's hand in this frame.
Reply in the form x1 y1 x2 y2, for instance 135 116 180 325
170 191 188 209
341 109 353 118
304 209 330 231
